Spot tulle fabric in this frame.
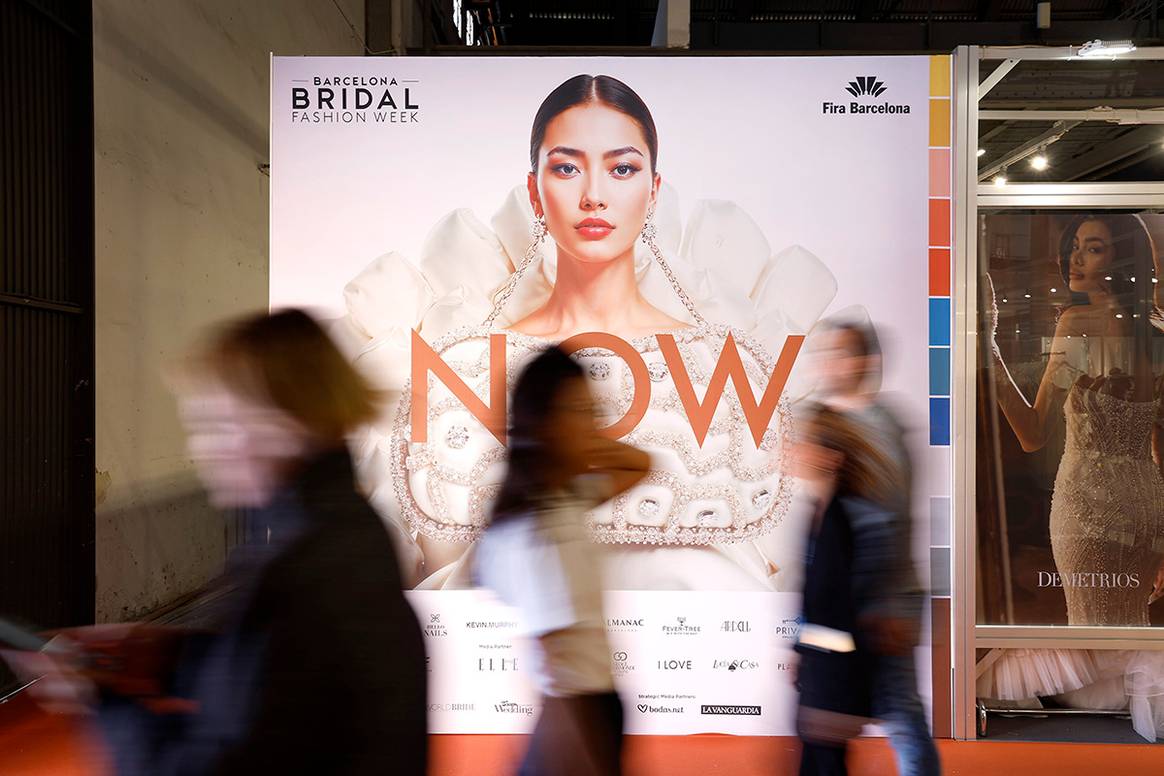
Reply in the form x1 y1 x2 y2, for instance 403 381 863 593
1125 650 1164 742
977 648 1114 701
978 648 1164 743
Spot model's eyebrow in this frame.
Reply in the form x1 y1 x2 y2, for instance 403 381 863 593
546 145 645 160
603 146 644 159
1082 236 1108 244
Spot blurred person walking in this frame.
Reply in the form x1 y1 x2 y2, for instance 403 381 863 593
474 346 650 776
82 309 426 775
792 405 900 776
813 320 940 776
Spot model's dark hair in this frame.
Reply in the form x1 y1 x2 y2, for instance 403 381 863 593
488 346 586 525
529 74 659 172
1057 214 1156 313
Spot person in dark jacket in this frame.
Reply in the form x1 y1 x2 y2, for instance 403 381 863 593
814 320 940 776
792 405 900 776
96 309 429 775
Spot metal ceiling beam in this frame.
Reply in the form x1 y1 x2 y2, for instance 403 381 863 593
978 121 1081 181
982 45 1164 60
981 97 1164 109
979 108 1164 123
1046 124 1164 181
977 58 1019 100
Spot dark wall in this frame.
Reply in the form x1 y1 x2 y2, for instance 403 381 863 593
1 0 95 628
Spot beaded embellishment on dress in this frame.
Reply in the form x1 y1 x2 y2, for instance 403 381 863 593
390 324 793 546
1049 382 1164 626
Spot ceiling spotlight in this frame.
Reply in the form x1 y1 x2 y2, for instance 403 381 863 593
1030 153 1049 171
1105 275 1113 281
977 148 986 158
1078 39 1137 59
993 172 1008 187
1050 288 1058 293
1024 293 1032 299
1002 298 1008 303
1130 276 1136 282
1116 313 1124 319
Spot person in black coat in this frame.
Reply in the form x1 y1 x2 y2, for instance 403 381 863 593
93 309 428 775
792 405 900 776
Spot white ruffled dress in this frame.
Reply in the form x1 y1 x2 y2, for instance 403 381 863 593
332 184 839 592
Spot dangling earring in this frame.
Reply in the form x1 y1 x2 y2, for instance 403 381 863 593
531 214 547 243
481 214 547 328
639 209 658 249
639 207 708 327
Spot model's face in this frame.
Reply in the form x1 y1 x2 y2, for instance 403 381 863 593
529 103 659 266
179 381 309 508
542 377 597 479
1067 219 1116 294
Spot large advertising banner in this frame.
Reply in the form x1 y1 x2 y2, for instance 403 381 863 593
270 55 947 734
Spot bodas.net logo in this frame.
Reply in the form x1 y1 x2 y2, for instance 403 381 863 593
823 75 911 116
289 75 421 125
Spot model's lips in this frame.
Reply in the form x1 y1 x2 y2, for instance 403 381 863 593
1069 272 1084 280
575 218 615 239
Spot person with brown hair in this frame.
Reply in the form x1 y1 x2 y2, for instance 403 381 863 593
813 319 939 776
474 346 650 776
39 309 428 775
791 404 901 776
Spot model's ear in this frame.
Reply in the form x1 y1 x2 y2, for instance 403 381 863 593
649 172 662 210
527 172 542 219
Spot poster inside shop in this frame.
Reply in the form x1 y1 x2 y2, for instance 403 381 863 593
977 211 1164 630
269 55 949 734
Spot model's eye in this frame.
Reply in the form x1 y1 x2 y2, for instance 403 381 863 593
611 163 639 178
552 163 580 177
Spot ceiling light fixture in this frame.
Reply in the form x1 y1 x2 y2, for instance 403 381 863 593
1029 152 1049 171
993 169 1008 186
1077 39 1137 59
977 148 986 158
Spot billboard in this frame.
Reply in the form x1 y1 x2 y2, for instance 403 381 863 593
270 55 949 734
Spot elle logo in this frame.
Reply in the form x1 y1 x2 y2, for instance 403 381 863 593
411 331 804 447
478 658 518 672
657 659 693 670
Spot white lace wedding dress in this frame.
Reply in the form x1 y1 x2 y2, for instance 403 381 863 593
1051 382 1164 627
979 344 1164 741
332 183 840 592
